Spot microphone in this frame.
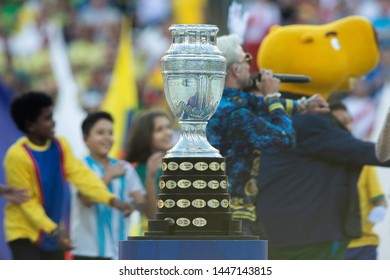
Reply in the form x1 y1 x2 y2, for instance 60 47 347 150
243 73 311 92
255 73 312 83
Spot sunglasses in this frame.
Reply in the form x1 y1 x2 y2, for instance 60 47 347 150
238 53 252 65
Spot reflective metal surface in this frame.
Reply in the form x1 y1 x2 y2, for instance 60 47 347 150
162 24 226 158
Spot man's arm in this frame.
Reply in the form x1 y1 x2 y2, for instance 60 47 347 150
294 114 390 167
230 103 296 152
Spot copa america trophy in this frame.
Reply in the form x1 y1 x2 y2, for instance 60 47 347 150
145 24 250 237
162 24 225 158
120 25 266 259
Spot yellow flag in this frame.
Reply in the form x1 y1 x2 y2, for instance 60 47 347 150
172 0 206 24
101 17 138 158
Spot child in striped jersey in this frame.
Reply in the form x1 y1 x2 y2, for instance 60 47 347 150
71 112 153 260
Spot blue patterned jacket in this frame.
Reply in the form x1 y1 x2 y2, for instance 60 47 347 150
207 88 297 221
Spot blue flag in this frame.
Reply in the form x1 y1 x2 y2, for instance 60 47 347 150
0 81 22 259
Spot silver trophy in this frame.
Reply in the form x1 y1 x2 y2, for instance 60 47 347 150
144 24 244 238
161 24 226 158
121 25 262 260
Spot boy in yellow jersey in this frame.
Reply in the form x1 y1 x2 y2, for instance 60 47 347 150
329 102 387 260
3 92 133 260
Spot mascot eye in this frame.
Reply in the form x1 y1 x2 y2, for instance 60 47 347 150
330 37 341 51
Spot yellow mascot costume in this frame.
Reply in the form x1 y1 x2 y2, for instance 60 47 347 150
257 16 379 99
255 16 389 260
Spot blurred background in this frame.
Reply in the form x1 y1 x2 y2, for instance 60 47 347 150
1 0 390 260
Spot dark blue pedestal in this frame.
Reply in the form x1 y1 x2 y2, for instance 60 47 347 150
119 239 268 260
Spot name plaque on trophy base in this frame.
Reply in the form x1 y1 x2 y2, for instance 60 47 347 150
145 157 251 237
119 157 267 260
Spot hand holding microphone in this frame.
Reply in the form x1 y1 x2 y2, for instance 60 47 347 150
245 68 312 93
256 69 281 97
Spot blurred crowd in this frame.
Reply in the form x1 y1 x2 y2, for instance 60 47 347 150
0 0 389 133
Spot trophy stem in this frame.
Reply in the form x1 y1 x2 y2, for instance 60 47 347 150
165 121 222 158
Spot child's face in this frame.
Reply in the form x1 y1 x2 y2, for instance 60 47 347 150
84 119 114 158
28 107 55 140
151 116 173 153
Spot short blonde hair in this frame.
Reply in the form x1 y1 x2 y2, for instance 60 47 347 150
217 34 241 71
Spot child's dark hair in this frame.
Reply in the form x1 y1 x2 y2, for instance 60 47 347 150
126 110 171 164
82 111 114 136
11 91 53 133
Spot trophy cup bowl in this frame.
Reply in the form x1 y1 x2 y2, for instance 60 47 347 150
161 24 226 158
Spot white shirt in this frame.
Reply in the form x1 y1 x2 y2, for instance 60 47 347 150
70 156 144 259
